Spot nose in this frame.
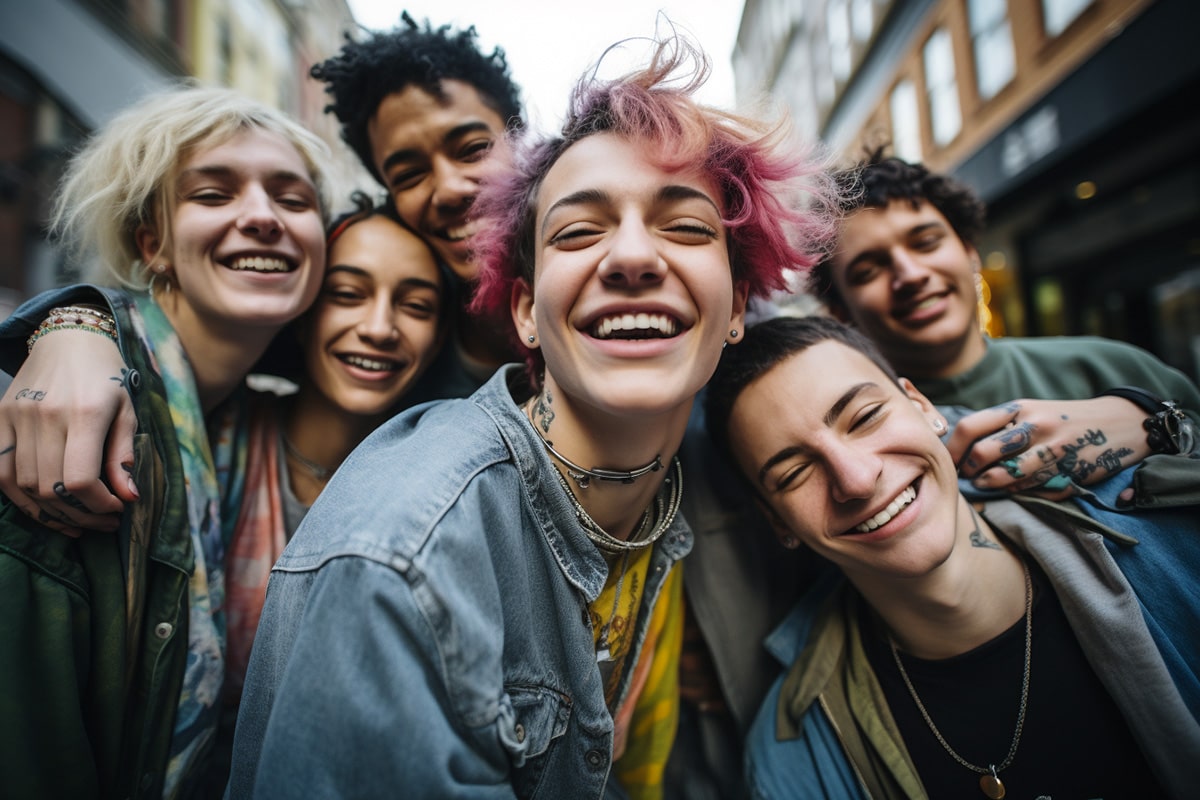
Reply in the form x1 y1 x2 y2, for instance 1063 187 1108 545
826 441 882 504
357 295 399 345
430 157 477 211
237 185 282 240
599 219 666 288
889 248 929 292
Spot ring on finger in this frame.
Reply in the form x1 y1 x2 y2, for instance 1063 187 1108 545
53 481 89 510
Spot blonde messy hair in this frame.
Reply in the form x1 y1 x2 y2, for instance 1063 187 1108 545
50 83 332 289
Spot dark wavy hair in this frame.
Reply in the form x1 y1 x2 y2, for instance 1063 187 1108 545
808 148 986 308
311 12 524 184
469 34 837 383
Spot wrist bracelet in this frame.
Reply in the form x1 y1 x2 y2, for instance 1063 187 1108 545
26 306 118 353
1098 386 1197 456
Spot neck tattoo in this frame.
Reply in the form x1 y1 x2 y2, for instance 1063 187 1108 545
968 505 1002 550
889 559 1033 799
525 391 663 489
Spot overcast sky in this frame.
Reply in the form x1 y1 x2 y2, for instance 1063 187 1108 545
345 1 746 134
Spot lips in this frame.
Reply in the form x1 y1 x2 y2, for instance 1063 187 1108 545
224 255 294 273
591 312 681 340
851 483 917 533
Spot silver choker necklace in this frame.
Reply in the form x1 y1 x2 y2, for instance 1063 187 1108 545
536 433 663 489
282 434 336 481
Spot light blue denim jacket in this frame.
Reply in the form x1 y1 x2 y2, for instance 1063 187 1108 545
227 365 693 798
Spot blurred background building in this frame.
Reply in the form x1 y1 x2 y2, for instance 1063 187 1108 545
0 0 368 316
736 0 1200 381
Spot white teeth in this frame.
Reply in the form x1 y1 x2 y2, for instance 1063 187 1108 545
854 485 916 533
592 313 680 339
445 222 475 242
228 256 290 272
341 354 396 372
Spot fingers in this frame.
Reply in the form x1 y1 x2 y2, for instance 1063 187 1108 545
944 402 1020 472
102 395 140 503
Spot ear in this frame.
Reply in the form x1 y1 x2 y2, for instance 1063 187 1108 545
726 281 750 345
899 377 944 429
966 244 982 273
751 494 801 549
511 277 538 349
135 224 164 268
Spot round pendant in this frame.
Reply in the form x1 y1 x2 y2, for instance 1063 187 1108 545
979 773 1005 799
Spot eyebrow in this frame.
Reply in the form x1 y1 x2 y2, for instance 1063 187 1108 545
326 265 441 292
178 165 312 187
754 381 878 487
841 221 946 272
380 121 494 174
539 184 721 238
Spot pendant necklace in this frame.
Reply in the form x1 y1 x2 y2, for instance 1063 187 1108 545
889 559 1033 800
595 550 630 663
282 433 336 481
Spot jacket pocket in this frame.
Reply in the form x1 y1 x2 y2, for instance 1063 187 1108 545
502 684 572 798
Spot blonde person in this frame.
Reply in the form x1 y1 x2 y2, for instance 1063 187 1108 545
227 33 833 799
0 85 329 798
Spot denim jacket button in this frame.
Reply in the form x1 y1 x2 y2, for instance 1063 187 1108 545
585 749 605 769
154 622 173 639
514 723 526 743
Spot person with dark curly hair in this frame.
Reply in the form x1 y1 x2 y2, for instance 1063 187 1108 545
809 151 1198 500
312 12 526 403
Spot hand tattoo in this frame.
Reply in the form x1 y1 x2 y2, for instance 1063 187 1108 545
14 388 46 401
997 422 1036 455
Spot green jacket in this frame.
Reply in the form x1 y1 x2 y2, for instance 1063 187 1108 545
0 287 193 799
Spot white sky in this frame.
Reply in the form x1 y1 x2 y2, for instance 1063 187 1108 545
346 1 747 134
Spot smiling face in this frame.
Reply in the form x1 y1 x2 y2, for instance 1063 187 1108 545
828 199 985 377
300 215 444 419
727 339 962 582
139 127 325 339
513 133 746 424
368 80 508 281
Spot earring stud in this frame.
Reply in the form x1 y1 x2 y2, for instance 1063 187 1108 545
527 335 536 344
933 419 945 433
730 329 738 338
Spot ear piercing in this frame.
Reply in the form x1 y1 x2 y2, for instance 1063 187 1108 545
932 419 945 433
781 535 799 549
730 329 739 338
527 335 536 344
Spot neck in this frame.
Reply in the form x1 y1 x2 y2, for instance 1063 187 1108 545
283 387 386 504
851 497 1027 659
886 329 988 381
157 296 275 414
526 390 692 540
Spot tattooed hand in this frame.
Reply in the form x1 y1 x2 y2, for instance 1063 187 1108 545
944 396 1152 498
0 328 139 535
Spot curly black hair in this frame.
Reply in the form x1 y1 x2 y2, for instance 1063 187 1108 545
808 148 986 307
311 11 524 183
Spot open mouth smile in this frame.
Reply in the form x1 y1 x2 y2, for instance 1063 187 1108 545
337 354 403 373
852 482 917 533
224 255 295 273
591 313 681 340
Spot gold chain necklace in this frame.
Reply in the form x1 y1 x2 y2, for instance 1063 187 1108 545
889 560 1033 800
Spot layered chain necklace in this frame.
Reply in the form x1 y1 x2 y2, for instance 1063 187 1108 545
282 433 336 481
889 560 1033 800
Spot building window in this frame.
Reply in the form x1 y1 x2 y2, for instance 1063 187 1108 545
923 27 961 147
890 79 922 163
968 0 1015 100
1042 0 1094 37
851 0 875 43
828 0 852 83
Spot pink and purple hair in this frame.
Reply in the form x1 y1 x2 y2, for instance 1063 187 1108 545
469 35 837 373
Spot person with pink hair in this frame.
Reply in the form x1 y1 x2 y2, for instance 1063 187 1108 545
226 33 834 798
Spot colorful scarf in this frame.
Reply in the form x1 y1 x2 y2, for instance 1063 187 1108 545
128 294 234 796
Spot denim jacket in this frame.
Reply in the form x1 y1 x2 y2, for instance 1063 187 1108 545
228 365 693 798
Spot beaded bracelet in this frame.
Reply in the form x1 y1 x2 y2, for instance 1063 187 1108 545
26 306 118 353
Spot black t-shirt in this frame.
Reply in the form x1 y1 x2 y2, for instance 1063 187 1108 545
862 565 1166 799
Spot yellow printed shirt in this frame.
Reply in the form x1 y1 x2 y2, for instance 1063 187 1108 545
590 550 684 800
